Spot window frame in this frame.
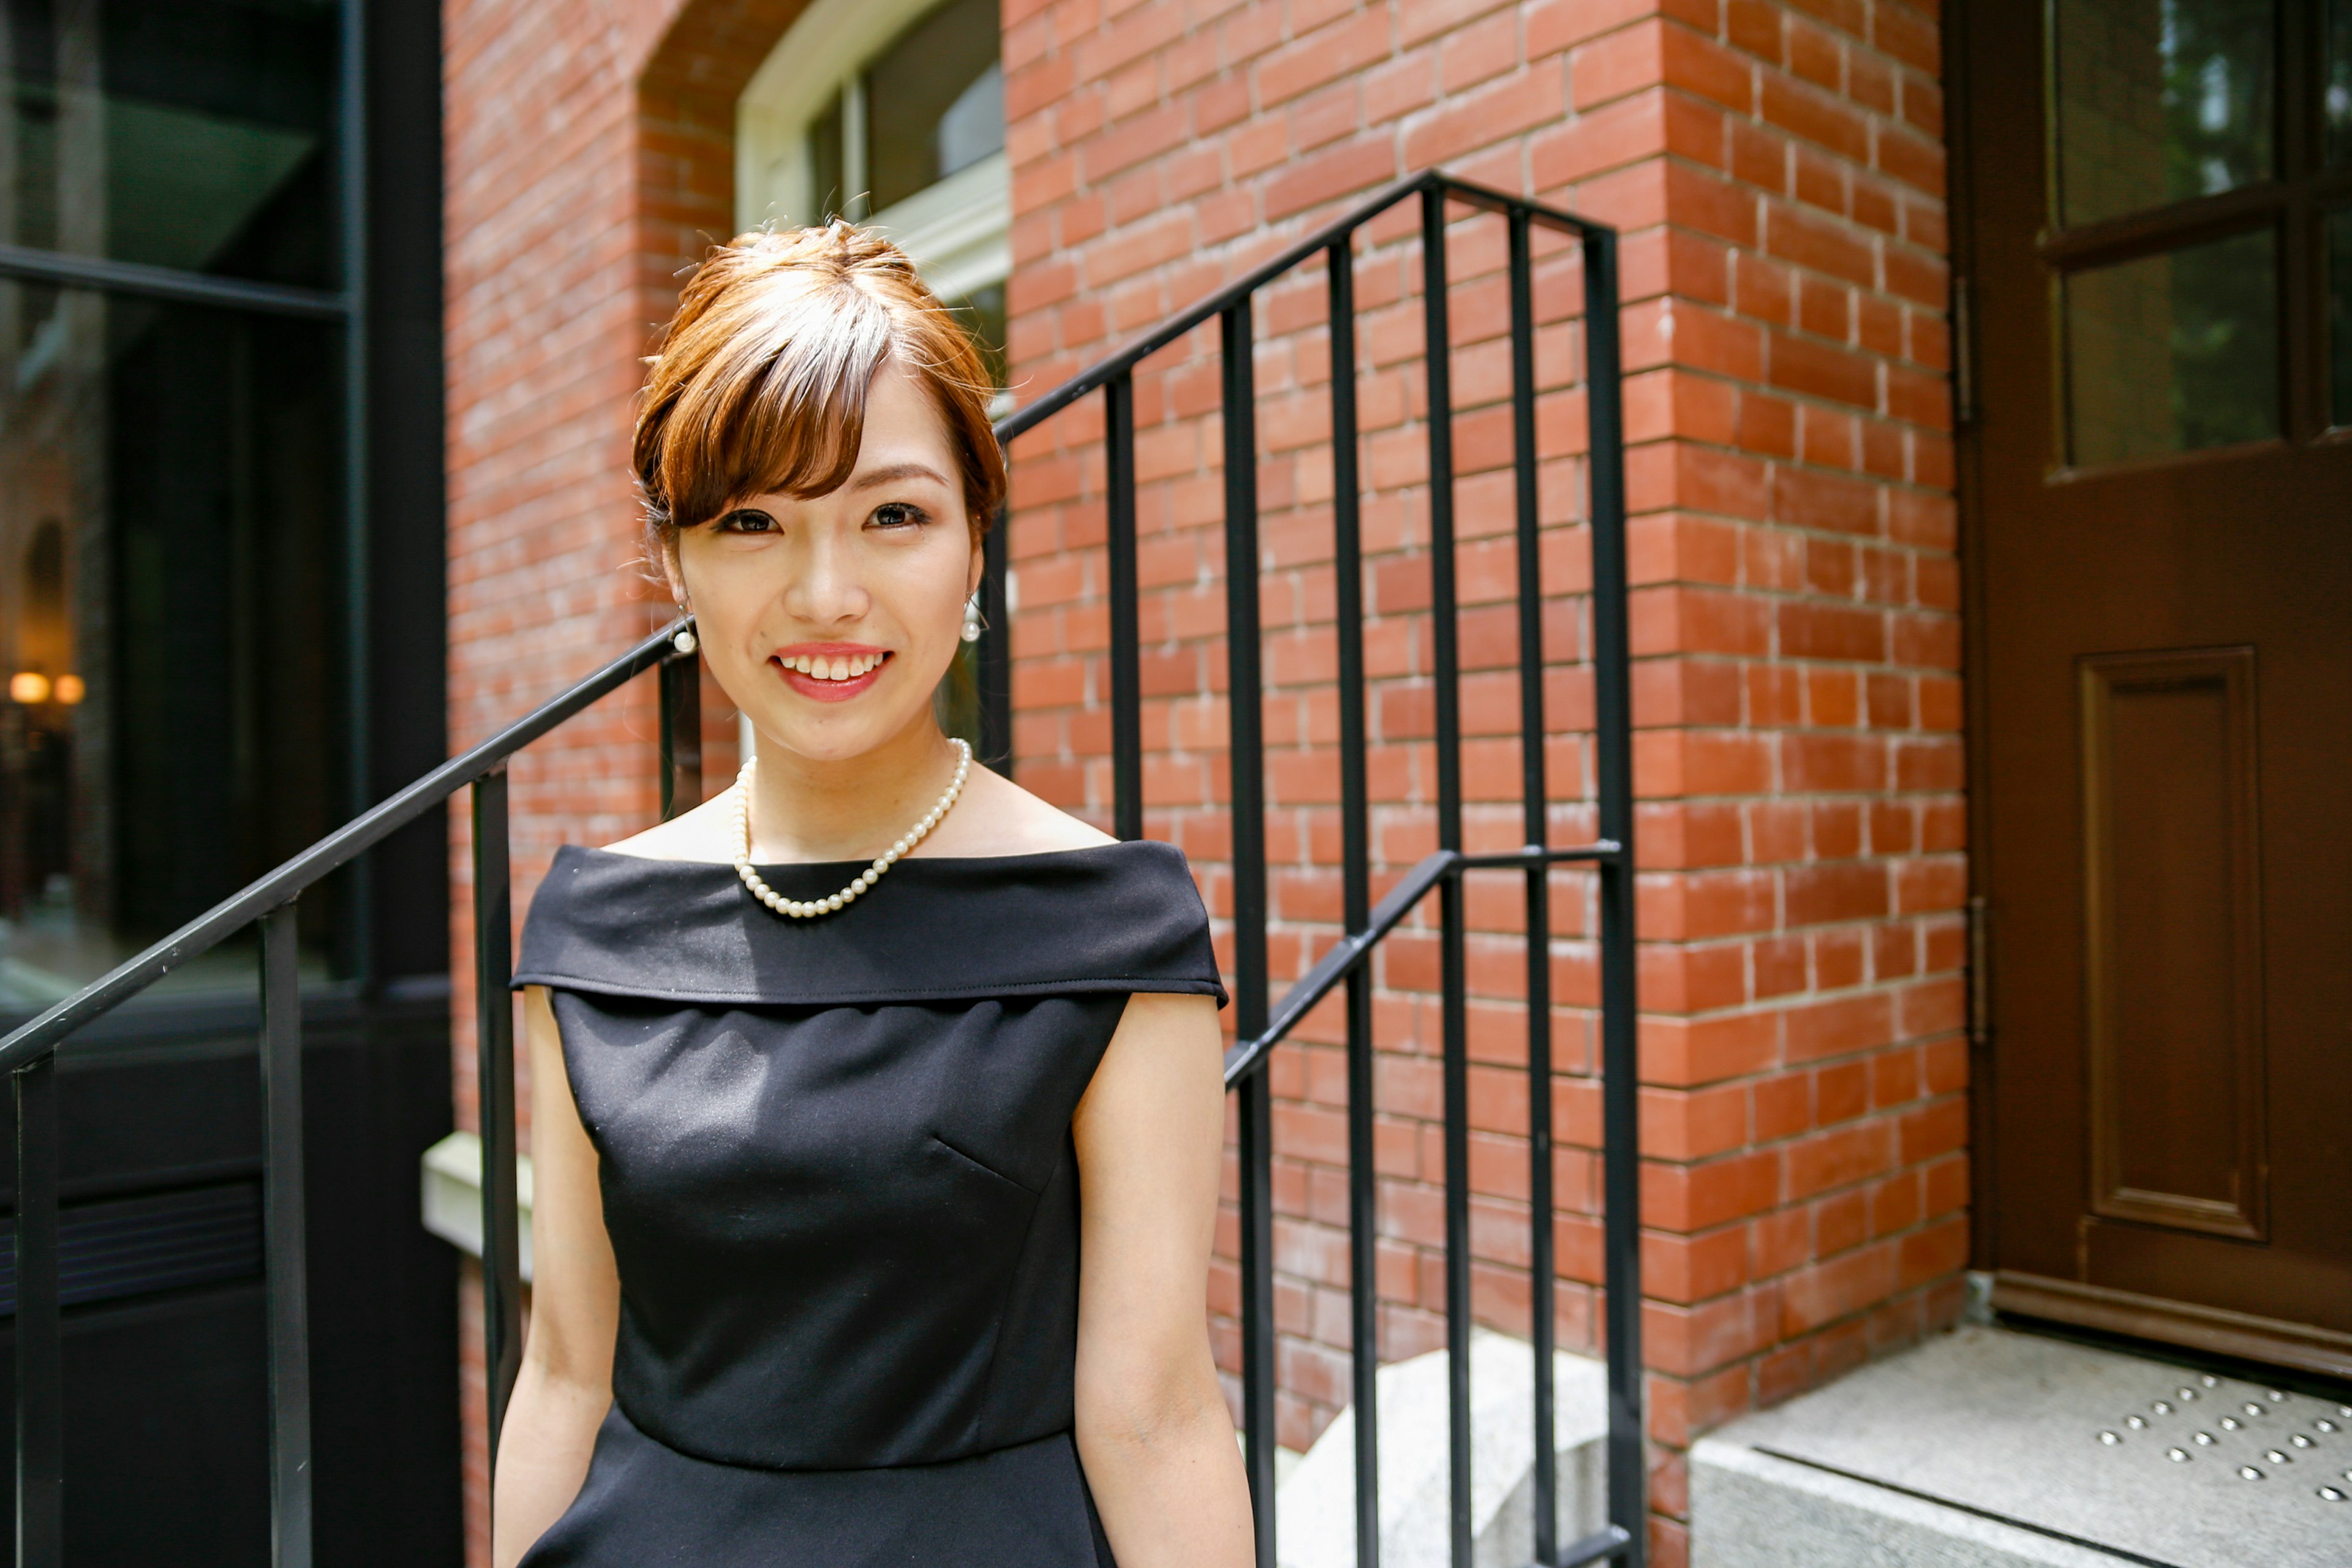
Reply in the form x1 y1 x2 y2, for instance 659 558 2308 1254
734 0 1009 304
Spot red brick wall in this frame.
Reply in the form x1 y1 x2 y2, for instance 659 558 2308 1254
998 0 1964 1560
443 0 795 1554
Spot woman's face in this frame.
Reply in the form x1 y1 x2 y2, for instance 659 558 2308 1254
673 356 979 765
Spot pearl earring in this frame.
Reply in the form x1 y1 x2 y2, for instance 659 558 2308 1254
961 594 984 644
673 603 698 655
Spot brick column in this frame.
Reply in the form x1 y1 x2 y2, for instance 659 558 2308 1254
1001 1 1963 1561
443 1 794 1557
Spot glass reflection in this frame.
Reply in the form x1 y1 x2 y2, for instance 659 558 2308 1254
2 0 338 288
2332 0 2352 163
2054 0 2274 226
0 282 347 1008
2330 210 2352 424
2064 228 2278 466
864 0 1003 215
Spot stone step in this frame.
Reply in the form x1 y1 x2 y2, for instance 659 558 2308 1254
1278 1328 1610 1568
1692 1325 2352 1567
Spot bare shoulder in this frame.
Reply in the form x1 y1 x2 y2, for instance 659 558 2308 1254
599 791 736 862
928 761 1116 857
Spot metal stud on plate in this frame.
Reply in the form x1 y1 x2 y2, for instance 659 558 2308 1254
2098 1431 2121 1446
2221 1417 2242 1430
2320 1487 2345 1502
2193 1432 2215 1446
2166 1448 2190 1462
2267 1390 2286 1401
2128 1416 2149 1430
2267 1450 2291 1464
2318 1419 2340 1433
2154 1401 2174 1414
2239 1466 2264 1480
2201 1376 2219 1388
2245 1403 2266 1416
2291 1434 2315 1449
2177 1387 2198 1401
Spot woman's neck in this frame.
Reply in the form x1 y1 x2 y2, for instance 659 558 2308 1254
745 718 961 864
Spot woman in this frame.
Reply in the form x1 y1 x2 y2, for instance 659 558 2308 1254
491 224 1255 1568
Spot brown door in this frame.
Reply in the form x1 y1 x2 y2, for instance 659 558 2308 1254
1959 0 2352 1373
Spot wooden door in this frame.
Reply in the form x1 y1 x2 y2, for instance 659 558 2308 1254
1958 0 2352 1373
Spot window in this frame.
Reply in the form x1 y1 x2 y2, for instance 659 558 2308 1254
0 0 357 1006
737 0 1008 362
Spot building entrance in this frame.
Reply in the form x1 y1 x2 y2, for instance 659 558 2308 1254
1960 0 2352 1371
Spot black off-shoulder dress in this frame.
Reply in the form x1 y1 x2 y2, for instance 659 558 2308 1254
510 839 1226 1568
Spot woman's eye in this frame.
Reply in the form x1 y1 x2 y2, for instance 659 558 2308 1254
718 508 776 533
869 502 926 530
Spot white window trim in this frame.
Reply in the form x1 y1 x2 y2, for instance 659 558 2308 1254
734 0 1009 301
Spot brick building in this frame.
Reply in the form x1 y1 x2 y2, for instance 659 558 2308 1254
435 0 2352 1562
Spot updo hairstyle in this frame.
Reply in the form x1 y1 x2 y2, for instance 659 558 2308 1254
633 222 1006 562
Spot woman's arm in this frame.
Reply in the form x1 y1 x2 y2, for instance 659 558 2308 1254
490 986 622 1568
1071 990 1254 1568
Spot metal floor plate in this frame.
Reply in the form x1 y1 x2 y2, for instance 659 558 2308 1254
1708 1326 2352 1567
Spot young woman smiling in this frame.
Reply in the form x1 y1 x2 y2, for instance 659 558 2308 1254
489 225 1254 1568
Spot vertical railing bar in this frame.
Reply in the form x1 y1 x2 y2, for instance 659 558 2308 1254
335 0 374 984
1509 207 1560 1566
472 768 524 1480
1224 298 1276 1567
1583 228 1645 1567
261 903 315 1568
1327 236 1380 1568
13 1051 61 1568
980 503 1014 769
1420 183 1473 1568
1106 372 1144 842
658 643 703 822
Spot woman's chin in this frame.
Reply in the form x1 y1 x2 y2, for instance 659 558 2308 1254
750 706 930 766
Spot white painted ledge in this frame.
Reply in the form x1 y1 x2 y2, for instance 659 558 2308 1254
420 1130 535 1282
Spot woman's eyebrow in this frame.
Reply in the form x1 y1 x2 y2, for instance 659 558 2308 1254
848 461 952 491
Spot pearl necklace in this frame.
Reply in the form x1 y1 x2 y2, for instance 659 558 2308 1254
732 739 972 918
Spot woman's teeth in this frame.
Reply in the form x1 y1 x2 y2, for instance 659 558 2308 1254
784 652 885 681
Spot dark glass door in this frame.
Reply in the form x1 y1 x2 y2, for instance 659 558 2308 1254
1961 0 2352 1371
0 0 462 1558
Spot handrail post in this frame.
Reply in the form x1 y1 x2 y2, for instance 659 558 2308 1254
659 640 703 821
979 505 1012 767
473 767 524 1482
1507 205 1562 1566
1328 235 1381 1568
1223 298 1276 1568
13 1053 61 1568
262 903 315 1568
1106 371 1143 842
1420 182 1474 1568
1584 225 1645 1567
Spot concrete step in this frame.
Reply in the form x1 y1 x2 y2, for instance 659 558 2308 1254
1692 1325 2352 1567
1278 1328 1610 1568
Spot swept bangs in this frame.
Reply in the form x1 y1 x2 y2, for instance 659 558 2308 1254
635 222 1006 553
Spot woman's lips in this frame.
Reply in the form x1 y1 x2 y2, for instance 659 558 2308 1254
772 647 891 703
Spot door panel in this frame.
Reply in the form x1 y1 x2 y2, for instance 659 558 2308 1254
2079 647 2266 1241
1961 0 2352 1367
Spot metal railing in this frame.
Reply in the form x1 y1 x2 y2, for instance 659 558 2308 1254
0 168 1639 1568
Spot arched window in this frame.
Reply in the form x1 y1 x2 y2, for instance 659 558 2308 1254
737 0 1007 382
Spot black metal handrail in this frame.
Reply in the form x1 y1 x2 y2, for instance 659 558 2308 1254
0 167 1638 1568
1031 168 1643 1568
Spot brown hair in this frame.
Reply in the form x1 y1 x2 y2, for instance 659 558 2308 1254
634 222 1006 557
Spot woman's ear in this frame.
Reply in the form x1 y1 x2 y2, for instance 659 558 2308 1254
662 538 689 608
965 541 985 600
